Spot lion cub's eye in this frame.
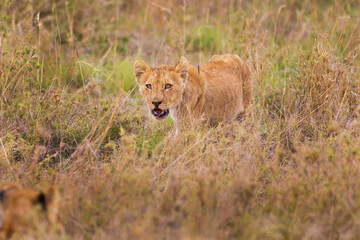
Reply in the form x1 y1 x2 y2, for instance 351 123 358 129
145 84 152 90
164 84 172 90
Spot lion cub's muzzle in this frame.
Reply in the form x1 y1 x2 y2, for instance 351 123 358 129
150 101 169 119
151 108 169 119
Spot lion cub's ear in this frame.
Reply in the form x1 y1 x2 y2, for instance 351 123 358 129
175 56 189 79
38 186 60 224
0 183 20 204
133 60 150 83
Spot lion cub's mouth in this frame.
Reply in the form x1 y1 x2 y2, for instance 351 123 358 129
151 108 169 119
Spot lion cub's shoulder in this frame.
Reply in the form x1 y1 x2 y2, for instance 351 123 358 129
208 54 243 64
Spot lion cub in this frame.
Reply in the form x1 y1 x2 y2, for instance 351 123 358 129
133 54 252 127
0 183 59 238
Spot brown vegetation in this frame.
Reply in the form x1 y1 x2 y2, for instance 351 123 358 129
0 0 359 239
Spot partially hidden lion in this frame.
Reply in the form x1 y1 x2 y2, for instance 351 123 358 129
133 54 252 128
0 183 60 239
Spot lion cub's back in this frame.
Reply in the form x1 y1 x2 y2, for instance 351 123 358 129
200 54 251 122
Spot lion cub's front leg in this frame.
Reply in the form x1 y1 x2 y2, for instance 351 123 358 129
170 109 184 135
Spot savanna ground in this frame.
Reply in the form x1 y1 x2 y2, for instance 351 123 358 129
0 0 360 239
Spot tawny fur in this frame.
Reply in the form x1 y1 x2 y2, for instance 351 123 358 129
133 54 252 127
0 183 59 239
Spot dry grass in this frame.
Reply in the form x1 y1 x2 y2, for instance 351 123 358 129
0 0 360 239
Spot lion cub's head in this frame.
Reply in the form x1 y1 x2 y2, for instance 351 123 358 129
133 57 189 120
0 183 59 238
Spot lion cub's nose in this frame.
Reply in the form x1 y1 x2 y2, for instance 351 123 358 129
152 101 162 108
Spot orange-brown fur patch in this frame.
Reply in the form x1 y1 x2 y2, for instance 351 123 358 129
0 183 59 239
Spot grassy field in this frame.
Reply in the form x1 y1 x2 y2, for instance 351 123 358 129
0 0 360 239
